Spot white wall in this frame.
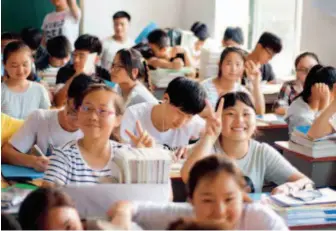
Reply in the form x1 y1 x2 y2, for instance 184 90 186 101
81 0 182 40
300 0 336 66
179 0 216 36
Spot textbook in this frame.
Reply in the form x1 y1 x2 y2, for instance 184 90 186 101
199 46 224 80
113 148 172 184
1 164 44 180
289 126 336 158
256 114 286 125
150 67 194 88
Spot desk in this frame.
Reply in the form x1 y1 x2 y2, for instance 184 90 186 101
256 122 289 148
275 141 336 187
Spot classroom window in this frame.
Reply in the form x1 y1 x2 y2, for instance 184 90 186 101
248 0 303 78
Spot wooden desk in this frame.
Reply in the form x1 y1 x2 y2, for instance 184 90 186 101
275 141 336 187
256 122 289 148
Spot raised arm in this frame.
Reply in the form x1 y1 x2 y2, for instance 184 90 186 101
67 0 81 21
308 99 336 139
180 99 224 183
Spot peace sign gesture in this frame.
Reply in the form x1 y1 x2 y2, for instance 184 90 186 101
125 121 156 148
205 98 224 139
245 60 261 85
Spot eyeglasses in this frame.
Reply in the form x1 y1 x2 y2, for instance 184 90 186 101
79 105 115 118
296 68 311 74
111 63 125 70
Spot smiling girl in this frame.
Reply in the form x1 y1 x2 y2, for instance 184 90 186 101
1 41 50 119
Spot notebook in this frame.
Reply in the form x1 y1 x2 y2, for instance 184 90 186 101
1 164 44 180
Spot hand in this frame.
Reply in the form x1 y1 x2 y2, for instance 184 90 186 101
174 46 186 54
271 182 302 195
107 201 134 219
125 121 156 148
204 98 224 139
29 155 49 172
172 58 184 70
245 60 261 85
172 147 188 162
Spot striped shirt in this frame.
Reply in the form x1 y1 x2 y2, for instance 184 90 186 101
44 140 130 185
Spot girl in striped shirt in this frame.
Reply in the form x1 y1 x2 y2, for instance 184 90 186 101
43 84 154 187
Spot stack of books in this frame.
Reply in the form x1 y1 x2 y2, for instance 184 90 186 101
114 148 172 184
256 114 286 125
289 126 336 158
266 188 336 227
199 46 223 80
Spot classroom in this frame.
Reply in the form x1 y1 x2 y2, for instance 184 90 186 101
1 0 336 230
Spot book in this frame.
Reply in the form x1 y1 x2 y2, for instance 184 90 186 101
256 114 286 125
270 188 336 207
150 67 194 88
1 164 44 180
288 140 336 158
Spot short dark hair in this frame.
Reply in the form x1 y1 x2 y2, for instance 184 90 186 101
257 32 282 54
165 77 206 115
20 27 42 51
294 52 320 68
299 65 336 103
223 27 244 45
191 22 209 41
74 34 102 55
68 74 97 101
113 11 131 21
1 32 21 41
187 155 246 199
47 35 71 59
147 29 169 49
18 188 75 230
215 91 256 113
218 47 246 77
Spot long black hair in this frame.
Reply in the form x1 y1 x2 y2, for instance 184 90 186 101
116 48 153 91
296 65 336 103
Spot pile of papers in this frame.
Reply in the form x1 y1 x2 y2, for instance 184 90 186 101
199 46 223 80
266 188 336 227
150 67 194 88
289 126 336 158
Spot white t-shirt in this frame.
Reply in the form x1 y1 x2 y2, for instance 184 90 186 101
210 139 298 193
44 140 129 185
132 202 288 230
120 103 205 151
1 81 51 119
285 97 317 134
201 77 248 108
115 82 158 107
101 37 135 70
42 9 81 50
329 113 336 131
9 109 83 155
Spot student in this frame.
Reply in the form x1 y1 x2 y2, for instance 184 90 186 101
36 35 71 85
54 34 110 107
140 29 192 70
274 52 320 115
168 218 231 230
101 11 135 70
107 155 288 230
43 84 154 186
244 32 282 83
1 113 24 146
42 0 81 49
120 77 206 151
2 75 92 172
18 188 83 230
188 22 209 68
308 99 336 139
1 41 50 119
181 92 313 194
201 47 265 114
20 27 46 64
286 65 336 134
222 26 244 48
1 32 21 76
111 48 158 107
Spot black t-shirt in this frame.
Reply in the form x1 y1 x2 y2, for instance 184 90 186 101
56 64 110 84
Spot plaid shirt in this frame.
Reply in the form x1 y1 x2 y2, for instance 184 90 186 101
274 80 302 109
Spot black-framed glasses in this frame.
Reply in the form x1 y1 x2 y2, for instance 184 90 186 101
111 63 125 70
